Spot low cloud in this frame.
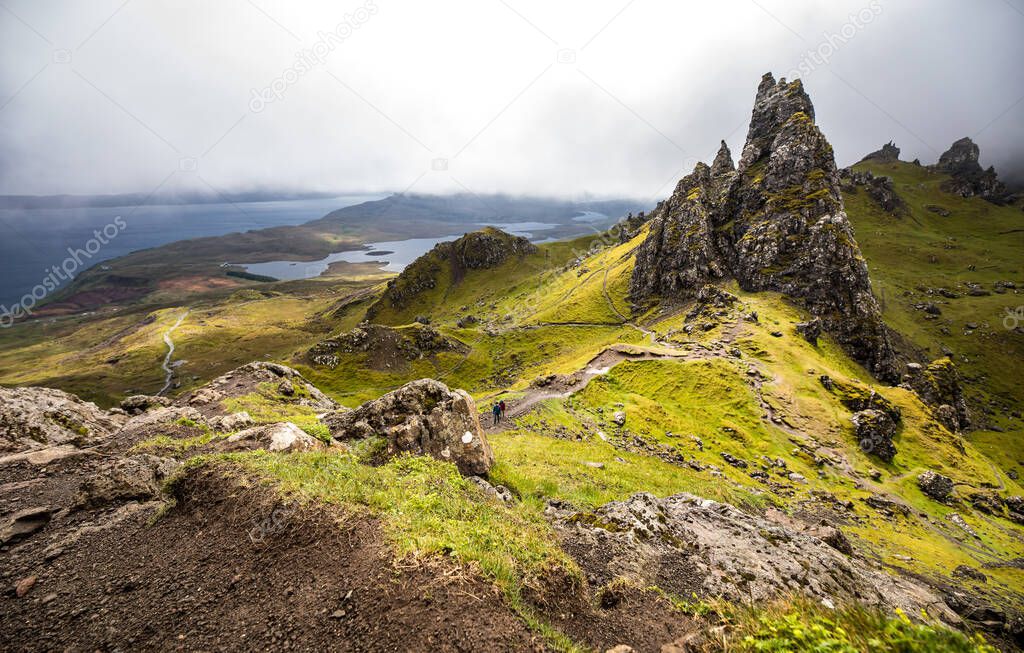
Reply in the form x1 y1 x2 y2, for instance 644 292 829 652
0 0 1021 198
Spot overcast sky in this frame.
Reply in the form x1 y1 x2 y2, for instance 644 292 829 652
1 0 1022 199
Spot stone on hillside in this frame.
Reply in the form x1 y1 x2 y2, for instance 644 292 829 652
1005 496 1024 524
120 395 172 416
0 507 54 546
851 409 897 462
819 375 901 422
552 491 956 621
218 422 325 454
795 318 822 344
277 379 295 396
309 323 467 370
74 454 178 509
0 386 125 453
612 411 626 427
323 379 494 476
629 73 898 381
468 476 513 503
917 470 954 502
209 411 253 431
814 525 853 555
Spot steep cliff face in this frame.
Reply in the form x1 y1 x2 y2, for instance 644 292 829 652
630 73 898 381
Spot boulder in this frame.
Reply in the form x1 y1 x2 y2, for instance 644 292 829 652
209 411 254 432
74 454 178 509
0 507 54 546
917 470 954 502
218 422 325 454
323 379 494 476
120 395 172 416
851 409 897 462
612 411 626 427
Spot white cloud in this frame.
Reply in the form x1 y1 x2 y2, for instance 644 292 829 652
0 0 1021 196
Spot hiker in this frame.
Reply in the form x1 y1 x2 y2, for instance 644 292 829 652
492 402 501 426
499 399 507 421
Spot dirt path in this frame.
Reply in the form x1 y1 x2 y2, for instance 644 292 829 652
158 310 189 396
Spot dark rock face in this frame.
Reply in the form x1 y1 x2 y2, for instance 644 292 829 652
367 228 536 319
860 141 901 163
932 137 1009 204
904 358 969 432
630 73 898 381
323 379 494 477
616 210 649 243
711 139 736 178
839 168 906 215
795 317 822 344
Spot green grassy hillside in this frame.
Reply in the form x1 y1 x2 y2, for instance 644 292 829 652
843 160 1024 466
1 168 1022 648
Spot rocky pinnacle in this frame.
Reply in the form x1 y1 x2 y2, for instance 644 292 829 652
630 73 899 382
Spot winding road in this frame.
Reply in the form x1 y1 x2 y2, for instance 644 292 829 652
158 310 189 396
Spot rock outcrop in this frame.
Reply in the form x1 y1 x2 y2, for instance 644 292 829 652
309 322 467 370
629 74 898 381
851 409 898 462
917 470 955 502
366 228 536 320
323 379 494 476
932 137 1009 204
904 358 969 432
860 141 901 163
217 422 326 453
552 492 957 622
180 362 337 417
0 386 125 453
839 168 907 215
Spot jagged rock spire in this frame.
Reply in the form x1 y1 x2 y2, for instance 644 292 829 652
629 73 899 382
711 140 735 177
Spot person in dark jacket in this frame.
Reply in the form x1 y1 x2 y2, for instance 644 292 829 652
492 402 501 426
499 400 507 421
